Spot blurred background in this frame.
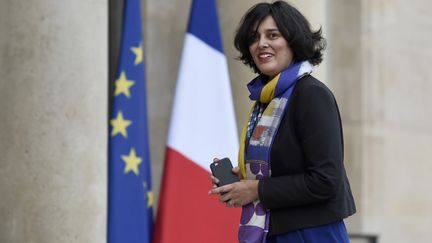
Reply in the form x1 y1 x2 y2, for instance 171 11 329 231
1 0 431 242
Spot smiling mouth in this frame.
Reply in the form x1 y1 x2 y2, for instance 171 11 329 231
257 53 274 62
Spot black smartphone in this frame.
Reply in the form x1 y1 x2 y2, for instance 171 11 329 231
210 158 239 188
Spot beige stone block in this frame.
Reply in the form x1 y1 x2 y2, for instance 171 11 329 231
0 0 107 242
363 127 432 242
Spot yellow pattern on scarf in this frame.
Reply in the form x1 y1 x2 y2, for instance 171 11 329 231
238 73 281 179
259 73 280 103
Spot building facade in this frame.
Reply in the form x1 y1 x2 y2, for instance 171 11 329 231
1 0 431 242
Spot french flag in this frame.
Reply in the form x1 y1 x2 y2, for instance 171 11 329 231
153 0 240 242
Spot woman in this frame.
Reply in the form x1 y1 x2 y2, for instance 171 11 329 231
209 1 356 243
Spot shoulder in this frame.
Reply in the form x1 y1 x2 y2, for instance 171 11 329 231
291 75 339 113
294 75 333 95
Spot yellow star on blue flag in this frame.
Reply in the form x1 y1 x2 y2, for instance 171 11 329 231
110 111 132 138
131 43 143 65
108 0 153 242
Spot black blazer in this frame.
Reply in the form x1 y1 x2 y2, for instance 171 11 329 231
257 75 356 236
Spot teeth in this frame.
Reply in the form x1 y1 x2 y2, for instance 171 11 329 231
259 54 272 58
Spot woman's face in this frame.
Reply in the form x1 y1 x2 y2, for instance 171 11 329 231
249 16 293 78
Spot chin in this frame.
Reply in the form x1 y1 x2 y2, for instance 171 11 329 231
258 66 278 77
261 70 278 77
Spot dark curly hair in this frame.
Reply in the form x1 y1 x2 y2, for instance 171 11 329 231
234 1 326 73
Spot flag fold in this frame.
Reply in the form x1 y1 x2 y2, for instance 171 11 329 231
153 0 240 242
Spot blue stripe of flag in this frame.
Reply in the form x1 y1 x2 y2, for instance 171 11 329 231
187 0 224 53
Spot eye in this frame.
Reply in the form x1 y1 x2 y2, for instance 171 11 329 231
269 32 280 39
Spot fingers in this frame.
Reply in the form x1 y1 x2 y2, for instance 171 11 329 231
208 185 223 195
207 182 242 208
232 166 240 177
208 184 230 195
226 200 234 207
232 166 240 173
208 187 218 195
225 200 241 208
208 162 243 209
211 186 229 194
210 175 219 184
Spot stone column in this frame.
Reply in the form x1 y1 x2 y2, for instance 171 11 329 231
360 0 432 242
329 0 432 241
327 0 364 232
0 1 107 242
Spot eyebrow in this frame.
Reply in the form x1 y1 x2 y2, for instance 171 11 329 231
266 28 279 32
252 28 280 34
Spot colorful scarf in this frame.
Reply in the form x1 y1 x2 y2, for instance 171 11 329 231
238 61 313 243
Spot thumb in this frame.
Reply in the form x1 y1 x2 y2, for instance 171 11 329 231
232 166 240 174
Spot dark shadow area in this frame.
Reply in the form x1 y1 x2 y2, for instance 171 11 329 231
108 0 123 119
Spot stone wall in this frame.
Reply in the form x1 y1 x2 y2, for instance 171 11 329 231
328 0 432 242
1 0 431 242
0 0 107 242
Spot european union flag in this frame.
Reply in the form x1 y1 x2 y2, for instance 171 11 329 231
108 0 153 242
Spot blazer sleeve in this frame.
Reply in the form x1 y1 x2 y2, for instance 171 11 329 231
258 84 345 209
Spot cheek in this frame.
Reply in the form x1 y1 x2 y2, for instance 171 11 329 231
285 51 293 62
248 45 255 58
286 45 293 59
279 47 293 63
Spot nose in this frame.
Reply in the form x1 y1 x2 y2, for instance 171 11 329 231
258 36 269 49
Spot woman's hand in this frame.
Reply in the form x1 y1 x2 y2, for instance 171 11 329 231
209 158 241 189
209 161 259 208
